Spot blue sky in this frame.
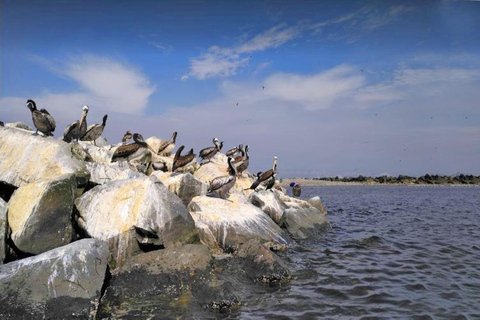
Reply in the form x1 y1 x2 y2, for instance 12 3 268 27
2 0 480 177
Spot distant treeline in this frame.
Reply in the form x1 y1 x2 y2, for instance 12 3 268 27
312 174 480 185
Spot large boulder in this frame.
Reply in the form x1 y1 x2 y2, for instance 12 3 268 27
151 172 208 206
75 177 198 267
0 239 110 319
5 122 33 131
187 194 289 250
0 126 89 187
0 199 7 264
85 162 144 185
78 141 114 164
7 174 76 255
278 191 329 239
308 196 328 214
248 190 285 224
98 244 238 318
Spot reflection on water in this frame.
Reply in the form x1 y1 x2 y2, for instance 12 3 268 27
239 186 480 319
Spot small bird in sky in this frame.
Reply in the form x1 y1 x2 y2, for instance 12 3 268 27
262 85 265 90
236 102 239 106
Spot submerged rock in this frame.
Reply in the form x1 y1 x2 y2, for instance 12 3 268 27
0 126 89 187
249 190 285 224
98 244 238 317
7 174 76 255
0 199 7 264
0 239 110 319
75 177 198 267
188 194 289 250
151 172 208 206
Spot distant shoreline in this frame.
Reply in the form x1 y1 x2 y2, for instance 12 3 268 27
280 178 480 187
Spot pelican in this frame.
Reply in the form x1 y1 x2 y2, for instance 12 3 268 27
207 157 237 199
199 138 222 164
157 131 177 156
63 106 89 143
111 133 149 168
235 145 249 176
26 99 56 136
246 156 277 191
172 145 196 172
81 114 107 145
226 144 243 157
122 130 132 145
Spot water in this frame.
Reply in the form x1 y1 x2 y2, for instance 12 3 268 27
238 186 480 319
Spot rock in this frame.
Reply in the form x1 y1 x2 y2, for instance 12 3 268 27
75 177 198 267
278 191 329 239
0 126 89 187
151 172 208 206
0 182 16 203
234 239 291 284
80 136 109 148
8 174 76 255
0 199 7 263
249 190 285 224
0 239 110 319
78 141 115 164
145 136 165 154
98 244 239 317
187 194 289 250
308 196 328 214
148 154 174 173
5 122 33 131
85 162 144 185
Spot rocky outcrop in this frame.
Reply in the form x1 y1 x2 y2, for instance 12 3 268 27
0 199 7 264
0 239 110 319
85 162 143 185
78 141 114 164
249 190 285 224
98 244 238 317
75 177 198 267
5 122 33 131
7 174 76 255
278 191 329 239
0 126 89 187
188 194 289 250
151 172 208 206
308 196 328 214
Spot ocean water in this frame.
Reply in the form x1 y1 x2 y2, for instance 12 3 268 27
237 186 480 319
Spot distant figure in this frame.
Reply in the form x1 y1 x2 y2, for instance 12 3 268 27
26 99 56 136
63 106 89 143
122 130 132 145
81 114 108 145
290 182 301 197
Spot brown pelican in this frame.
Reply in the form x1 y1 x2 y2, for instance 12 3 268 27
207 157 237 199
246 156 277 191
226 144 243 157
199 138 222 164
157 131 177 156
235 145 249 176
63 106 89 143
172 145 196 172
111 133 149 167
122 130 132 145
26 99 56 136
81 114 107 145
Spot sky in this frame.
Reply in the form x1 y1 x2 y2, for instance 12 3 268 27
1 0 480 177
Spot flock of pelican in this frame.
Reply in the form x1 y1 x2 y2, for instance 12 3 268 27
23 100 278 199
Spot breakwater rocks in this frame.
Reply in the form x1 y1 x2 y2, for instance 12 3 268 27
0 125 329 318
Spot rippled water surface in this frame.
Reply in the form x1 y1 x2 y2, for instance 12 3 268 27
238 186 480 319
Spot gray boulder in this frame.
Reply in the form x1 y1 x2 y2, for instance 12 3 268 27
249 190 285 224
278 191 329 239
7 174 76 255
0 126 89 187
78 141 115 164
5 122 33 131
151 172 208 206
75 177 198 267
0 199 7 263
308 196 328 214
85 162 144 185
0 239 110 319
187 194 289 250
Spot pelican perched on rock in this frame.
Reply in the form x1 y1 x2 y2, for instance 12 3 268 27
63 106 89 143
226 144 243 157
246 156 278 191
122 130 132 145
199 138 222 164
111 133 149 167
208 157 237 199
157 131 177 156
235 145 249 176
172 145 196 172
26 99 56 136
245 172 263 191
81 114 107 145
